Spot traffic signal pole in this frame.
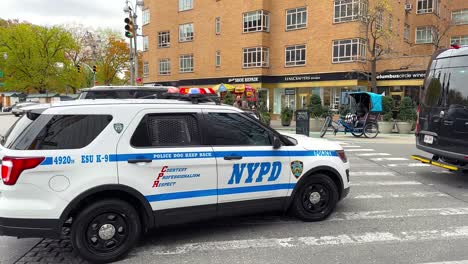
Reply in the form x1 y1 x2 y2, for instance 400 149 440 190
133 12 139 85
78 63 96 87
129 39 134 85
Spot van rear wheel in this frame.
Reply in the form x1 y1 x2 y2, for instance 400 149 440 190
71 199 141 263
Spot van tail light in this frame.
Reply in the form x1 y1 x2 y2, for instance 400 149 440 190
1 157 44 185
415 105 421 136
337 150 348 163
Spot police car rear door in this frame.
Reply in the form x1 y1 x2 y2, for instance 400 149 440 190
202 109 292 215
116 108 217 225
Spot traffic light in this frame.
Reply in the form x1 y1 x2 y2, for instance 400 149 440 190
92 65 97 73
76 65 81 73
124 17 134 38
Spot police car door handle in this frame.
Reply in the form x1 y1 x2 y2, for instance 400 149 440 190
223 156 243 160
127 159 153 164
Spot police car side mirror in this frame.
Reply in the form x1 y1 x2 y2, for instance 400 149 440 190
273 136 282 149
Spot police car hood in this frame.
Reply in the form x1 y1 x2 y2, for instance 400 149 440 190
280 132 343 151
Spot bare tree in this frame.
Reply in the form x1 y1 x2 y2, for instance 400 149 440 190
359 0 395 93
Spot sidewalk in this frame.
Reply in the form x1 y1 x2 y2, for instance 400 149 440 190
269 119 416 143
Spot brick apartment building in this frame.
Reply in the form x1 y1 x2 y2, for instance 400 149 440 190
141 0 468 115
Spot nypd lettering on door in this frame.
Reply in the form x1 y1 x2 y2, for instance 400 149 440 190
228 162 282 185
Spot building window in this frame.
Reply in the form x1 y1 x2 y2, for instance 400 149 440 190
286 7 307 31
417 0 438 14
158 31 170 48
243 47 269 68
143 62 149 78
179 23 194 42
452 9 468 25
215 17 221 34
451 36 468 45
404 24 410 41
332 38 367 63
416 26 434 44
387 14 392 31
333 0 367 23
143 36 149 51
142 9 150 25
179 0 193 11
216 51 221 67
179 54 194 72
285 45 306 67
243 10 270 33
159 59 170 75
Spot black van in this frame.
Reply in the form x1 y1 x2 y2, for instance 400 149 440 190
414 46 468 171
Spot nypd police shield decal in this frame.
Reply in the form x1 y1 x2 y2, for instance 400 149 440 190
291 160 304 178
114 123 124 133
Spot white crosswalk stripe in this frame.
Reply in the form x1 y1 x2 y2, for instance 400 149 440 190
148 226 468 255
370 157 409 161
357 153 391 156
387 163 431 167
351 191 449 199
420 261 468 264
345 149 376 152
349 171 395 176
350 181 422 186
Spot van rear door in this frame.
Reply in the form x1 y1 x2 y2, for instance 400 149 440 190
420 55 468 155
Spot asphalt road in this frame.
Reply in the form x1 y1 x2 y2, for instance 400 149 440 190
1 115 468 264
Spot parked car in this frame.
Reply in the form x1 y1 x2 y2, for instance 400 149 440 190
11 102 38 117
412 45 468 172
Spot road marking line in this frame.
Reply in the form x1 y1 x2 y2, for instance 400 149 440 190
345 149 375 152
419 260 468 264
357 153 391 156
351 191 449 199
342 145 361 148
350 181 422 186
148 226 468 255
331 208 468 221
387 163 431 167
370 157 409 161
349 171 395 176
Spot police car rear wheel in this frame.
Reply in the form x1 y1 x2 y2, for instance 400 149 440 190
292 174 338 221
71 199 141 263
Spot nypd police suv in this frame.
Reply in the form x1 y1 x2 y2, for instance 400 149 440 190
0 88 350 263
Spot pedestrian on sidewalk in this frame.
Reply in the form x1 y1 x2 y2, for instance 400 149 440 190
233 95 248 109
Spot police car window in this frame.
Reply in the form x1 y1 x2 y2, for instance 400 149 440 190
205 113 271 146
10 115 112 150
131 114 201 147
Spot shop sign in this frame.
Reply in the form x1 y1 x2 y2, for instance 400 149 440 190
285 88 296 95
376 71 426 80
227 76 260 83
295 110 310 136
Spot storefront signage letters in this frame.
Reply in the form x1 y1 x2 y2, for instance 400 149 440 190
227 77 260 83
376 71 426 80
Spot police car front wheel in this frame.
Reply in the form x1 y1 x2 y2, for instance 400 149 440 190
292 174 339 222
71 199 141 263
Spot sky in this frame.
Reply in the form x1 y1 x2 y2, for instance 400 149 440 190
0 0 142 36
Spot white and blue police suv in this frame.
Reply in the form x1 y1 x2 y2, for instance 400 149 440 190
0 88 350 263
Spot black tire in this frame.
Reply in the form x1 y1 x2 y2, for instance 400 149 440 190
292 174 339 222
71 199 141 263
364 122 379 138
320 116 331 138
351 130 363 137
